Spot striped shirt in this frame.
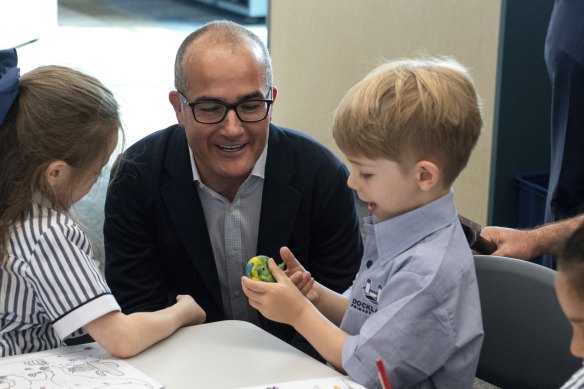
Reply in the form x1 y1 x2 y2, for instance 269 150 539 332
562 366 584 389
0 201 120 357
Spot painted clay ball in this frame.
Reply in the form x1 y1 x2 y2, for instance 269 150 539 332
245 255 286 282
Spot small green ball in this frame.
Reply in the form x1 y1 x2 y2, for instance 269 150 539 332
245 255 286 282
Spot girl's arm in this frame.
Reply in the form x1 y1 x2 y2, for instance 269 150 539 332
83 294 205 358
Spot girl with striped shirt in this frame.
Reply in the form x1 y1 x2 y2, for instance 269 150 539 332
0 49 206 358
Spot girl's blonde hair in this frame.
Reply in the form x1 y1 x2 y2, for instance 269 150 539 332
333 57 483 186
0 65 122 258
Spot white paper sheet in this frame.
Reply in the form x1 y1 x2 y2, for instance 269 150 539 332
0 344 162 388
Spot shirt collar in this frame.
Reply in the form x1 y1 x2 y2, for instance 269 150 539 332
31 191 55 209
189 143 268 183
364 190 458 261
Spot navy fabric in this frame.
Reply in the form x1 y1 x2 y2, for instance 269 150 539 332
544 0 584 223
541 0 584 268
0 48 20 125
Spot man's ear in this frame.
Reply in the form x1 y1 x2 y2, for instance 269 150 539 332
268 86 278 121
415 160 440 192
45 160 70 189
271 85 278 102
169 91 186 127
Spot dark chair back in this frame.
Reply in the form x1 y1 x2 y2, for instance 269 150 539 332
474 255 580 389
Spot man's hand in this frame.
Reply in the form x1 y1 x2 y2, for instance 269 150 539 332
479 227 536 260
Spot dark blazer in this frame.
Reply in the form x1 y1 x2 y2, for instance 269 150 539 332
544 0 584 223
104 123 363 345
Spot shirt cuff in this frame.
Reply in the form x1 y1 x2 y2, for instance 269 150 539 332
342 335 372 386
53 294 121 339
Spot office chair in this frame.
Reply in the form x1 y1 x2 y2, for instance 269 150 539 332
473 255 581 389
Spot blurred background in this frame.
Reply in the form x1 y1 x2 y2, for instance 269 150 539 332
1 0 267 267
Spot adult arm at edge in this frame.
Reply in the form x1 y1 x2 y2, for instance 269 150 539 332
480 213 584 260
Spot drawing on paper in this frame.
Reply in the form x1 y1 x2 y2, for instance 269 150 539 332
0 344 162 389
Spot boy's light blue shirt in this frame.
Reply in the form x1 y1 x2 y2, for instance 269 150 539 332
340 190 484 389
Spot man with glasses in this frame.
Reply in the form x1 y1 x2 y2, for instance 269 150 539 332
103 20 362 355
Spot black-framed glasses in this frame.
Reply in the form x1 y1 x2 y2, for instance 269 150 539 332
178 91 273 124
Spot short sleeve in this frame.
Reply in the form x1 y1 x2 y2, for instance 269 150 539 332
28 222 120 339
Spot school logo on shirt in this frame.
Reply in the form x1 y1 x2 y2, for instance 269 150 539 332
363 278 382 305
350 278 382 315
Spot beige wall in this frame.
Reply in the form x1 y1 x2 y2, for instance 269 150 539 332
268 0 501 225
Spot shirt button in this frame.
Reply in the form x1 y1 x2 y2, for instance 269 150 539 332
366 260 373 268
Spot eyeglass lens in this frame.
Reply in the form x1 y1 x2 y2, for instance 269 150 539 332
193 100 269 123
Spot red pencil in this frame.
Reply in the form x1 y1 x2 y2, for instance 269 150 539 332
376 359 392 389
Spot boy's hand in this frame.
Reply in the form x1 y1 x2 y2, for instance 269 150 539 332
175 294 206 326
280 247 319 304
241 258 310 326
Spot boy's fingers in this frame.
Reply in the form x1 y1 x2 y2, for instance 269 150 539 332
241 275 269 294
280 246 300 269
303 273 314 288
280 246 292 259
300 276 314 294
289 271 302 284
246 296 261 310
268 258 287 282
295 271 310 287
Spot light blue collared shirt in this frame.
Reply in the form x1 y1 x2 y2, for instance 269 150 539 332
189 145 267 324
340 191 484 389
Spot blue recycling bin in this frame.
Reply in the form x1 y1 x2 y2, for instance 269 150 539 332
514 173 553 268
515 174 549 228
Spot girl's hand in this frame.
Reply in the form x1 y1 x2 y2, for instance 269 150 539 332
175 294 206 326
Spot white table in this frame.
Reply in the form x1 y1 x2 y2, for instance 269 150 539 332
127 320 343 388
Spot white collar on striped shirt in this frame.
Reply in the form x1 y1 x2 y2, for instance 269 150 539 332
31 191 54 208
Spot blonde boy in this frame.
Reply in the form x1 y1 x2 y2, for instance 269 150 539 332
242 57 484 388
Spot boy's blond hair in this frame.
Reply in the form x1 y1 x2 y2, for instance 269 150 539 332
332 57 482 186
